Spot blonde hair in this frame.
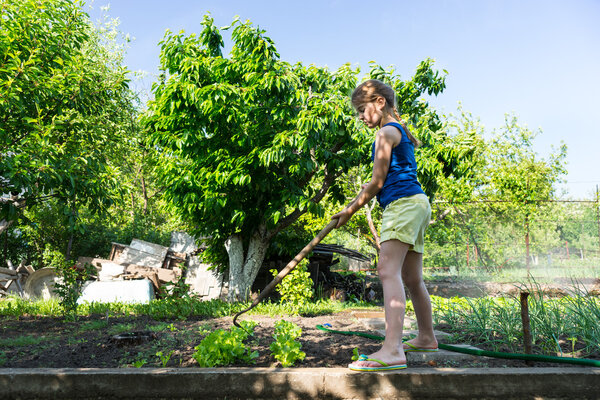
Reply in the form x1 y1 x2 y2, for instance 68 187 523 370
351 79 421 147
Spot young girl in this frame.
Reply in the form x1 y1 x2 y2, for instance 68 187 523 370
332 79 438 371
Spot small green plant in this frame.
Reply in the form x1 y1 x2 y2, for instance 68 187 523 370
160 265 196 300
193 320 258 367
77 320 108 333
132 359 147 368
197 324 212 335
43 246 95 318
156 350 174 367
351 347 360 361
108 323 136 336
270 259 313 312
269 320 305 367
567 337 578 357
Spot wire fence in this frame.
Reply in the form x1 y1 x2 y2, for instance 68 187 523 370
424 194 600 279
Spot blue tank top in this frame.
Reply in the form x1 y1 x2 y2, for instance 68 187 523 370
371 122 425 209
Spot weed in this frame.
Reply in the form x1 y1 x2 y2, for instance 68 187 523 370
167 323 178 332
132 359 147 368
108 323 137 335
0 335 47 347
66 337 87 346
156 350 174 367
77 320 108 333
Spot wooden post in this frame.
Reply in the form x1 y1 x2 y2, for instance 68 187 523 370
466 236 470 268
596 185 600 255
2 229 7 269
520 292 533 365
525 214 530 272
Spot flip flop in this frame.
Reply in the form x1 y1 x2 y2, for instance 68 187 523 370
348 354 407 372
403 342 439 352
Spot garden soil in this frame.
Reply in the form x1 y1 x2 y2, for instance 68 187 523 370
0 310 590 369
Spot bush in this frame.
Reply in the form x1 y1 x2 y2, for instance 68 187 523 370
42 246 95 318
270 259 313 312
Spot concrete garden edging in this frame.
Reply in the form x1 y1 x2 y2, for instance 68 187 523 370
2 367 599 399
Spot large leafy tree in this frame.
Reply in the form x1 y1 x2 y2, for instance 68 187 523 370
0 0 133 242
144 16 455 300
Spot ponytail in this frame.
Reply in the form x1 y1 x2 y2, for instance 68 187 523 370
392 108 421 148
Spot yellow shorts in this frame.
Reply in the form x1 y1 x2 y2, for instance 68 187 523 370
380 193 431 253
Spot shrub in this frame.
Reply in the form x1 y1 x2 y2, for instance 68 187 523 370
270 259 313 312
42 246 95 318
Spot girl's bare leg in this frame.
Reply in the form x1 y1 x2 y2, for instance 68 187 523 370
352 239 409 367
402 250 437 349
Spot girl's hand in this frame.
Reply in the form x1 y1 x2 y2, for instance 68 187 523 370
332 208 353 228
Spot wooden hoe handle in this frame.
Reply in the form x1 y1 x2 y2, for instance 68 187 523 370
233 218 338 328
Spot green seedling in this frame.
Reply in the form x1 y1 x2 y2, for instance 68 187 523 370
352 347 360 361
156 350 174 367
132 359 147 368
567 337 578 357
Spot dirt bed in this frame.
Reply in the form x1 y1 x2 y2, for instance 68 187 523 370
0 311 588 369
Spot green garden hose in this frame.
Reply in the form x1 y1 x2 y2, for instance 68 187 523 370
316 324 600 367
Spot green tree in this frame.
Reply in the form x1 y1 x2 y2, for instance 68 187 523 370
424 112 567 271
144 15 452 300
0 0 134 248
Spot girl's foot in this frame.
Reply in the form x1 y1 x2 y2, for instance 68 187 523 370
403 337 438 351
349 348 406 369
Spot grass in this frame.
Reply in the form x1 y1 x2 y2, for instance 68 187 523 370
0 296 378 320
0 335 50 347
77 319 109 333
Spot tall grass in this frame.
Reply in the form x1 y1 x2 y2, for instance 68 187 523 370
0 296 377 321
432 281 600 357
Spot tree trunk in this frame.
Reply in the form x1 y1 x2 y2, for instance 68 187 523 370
140 174 148 215
0 220 11 236
225 226 271 302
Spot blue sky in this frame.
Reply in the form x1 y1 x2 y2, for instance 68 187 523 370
87 0 600 199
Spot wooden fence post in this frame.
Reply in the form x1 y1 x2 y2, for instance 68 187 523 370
520 291 533 366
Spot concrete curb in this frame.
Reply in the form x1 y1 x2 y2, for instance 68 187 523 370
2 367 599 399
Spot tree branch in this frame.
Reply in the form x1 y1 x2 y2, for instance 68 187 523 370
273 166 342 236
